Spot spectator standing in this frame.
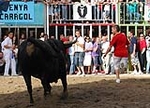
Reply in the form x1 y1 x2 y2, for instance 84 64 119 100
101 35 111 74
59 34 70 73
19 33 26 45
3 31 17 76
53 0 61 23
126 0 141 24
128 31 143 74
103 0 111 23
145 33 150 46
11 44 17 75
83 36 93 74
92 37 101 74
0 52 5 75
104 25 129 83
61 0 68 22
1 35 7 53
74 30 85 76
146 39 150 74
137 33 147 72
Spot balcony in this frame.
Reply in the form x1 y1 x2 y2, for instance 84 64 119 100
47 2 117 24
119 1 149 25
46 1 149 26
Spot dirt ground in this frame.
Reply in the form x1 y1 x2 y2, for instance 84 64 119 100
0 74 150 108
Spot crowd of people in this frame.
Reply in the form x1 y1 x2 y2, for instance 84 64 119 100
0 24 150 84
41 0 145 24
59 25 150 83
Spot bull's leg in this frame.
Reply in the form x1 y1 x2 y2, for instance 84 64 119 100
60 75 68 99
41 79 51 97
23 75 34 104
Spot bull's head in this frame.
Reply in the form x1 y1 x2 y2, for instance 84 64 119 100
26 42 35 56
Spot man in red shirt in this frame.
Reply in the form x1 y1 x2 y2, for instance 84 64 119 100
104 25 129 83
137 33 147 72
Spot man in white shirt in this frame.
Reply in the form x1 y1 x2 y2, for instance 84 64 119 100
101 35 112 74
3 31 17 76
74 30 85 76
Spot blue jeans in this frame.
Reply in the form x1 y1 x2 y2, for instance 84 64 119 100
93 5 101 20
92 56 99 66
146 61 150 73
69 55 75 74
74 52 84 67
61 5 67 20
128 12 140 23
146 50 150 73
126 4 141 23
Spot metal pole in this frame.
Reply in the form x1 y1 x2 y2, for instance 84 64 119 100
73 24 75 37
116 3 119 24
126 26 129 36
46 2 49 37
55 25 58 39
144 26 146 36
64 25 66 36
107 25 110 40
98 25 101 37
90 24 92 38
81 24 84 37
135 25 137 36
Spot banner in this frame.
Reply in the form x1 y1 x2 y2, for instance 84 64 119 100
73 3 92 20
0 1 34 23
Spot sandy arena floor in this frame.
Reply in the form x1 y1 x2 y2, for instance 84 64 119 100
0 74 150 108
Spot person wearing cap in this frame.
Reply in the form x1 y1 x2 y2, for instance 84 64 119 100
104 25 129 83
138 33 147 72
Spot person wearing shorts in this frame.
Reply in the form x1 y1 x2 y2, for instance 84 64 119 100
104 25 129 83
128 31 143 75
74 30 85 76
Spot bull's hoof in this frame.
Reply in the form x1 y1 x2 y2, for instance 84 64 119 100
30 99 34 103
26 103 34 107
60 92 68 100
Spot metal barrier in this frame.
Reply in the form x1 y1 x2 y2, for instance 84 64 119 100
49 23 114 40
119 1 145 24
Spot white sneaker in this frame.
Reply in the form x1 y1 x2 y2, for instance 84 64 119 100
138 71 143 75
132 70 138 75
116 79 121 83
4 73 10 76
81 73 85 77
76 71 81 76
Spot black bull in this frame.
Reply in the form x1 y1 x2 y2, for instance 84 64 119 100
18 37 76 104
